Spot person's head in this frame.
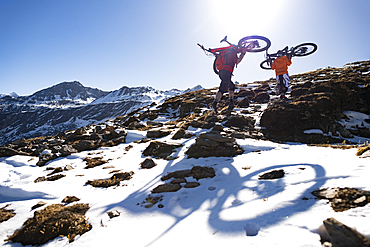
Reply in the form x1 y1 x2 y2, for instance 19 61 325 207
277 50 284 57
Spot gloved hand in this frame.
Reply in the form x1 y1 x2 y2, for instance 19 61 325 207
241 47 247 54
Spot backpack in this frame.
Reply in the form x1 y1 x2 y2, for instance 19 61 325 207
215 48 237 72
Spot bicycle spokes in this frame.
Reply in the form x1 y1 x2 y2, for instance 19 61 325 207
294 47 308 55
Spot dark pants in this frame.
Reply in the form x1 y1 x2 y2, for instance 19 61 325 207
218 70 235 94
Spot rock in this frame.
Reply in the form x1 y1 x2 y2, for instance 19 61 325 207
161 166 215 181
61 196 80 204
224 114 255 129
107 210 120 219
31 201 47 210
122 116 140 127
47 167 63 176
191 166 215 180
152 183 181 193
146 121 163 127
72 140 97 152
147 130 171 139
323 217 370 247
170 178 187 184
36 153 59 167
312 188 340 199
64 164 74 171
251 91 270 103
186 131 243 158
312 187 370 212
34 174 66 183
260 79 370 143
237 97 250 108
102 130 119 140
86 171 134 188
74 127 87 135
143 141 182 159
0 147 30 158
258 169 285 180
83 157 108 169
184 182 200 188
172 128 186 140
140 158 157 169
59 145 78 156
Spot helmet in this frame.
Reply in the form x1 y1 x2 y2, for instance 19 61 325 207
277 50 283 57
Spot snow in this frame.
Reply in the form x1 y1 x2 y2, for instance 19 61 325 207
1 114 370 246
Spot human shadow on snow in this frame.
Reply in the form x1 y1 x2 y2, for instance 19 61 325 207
103 142 345 246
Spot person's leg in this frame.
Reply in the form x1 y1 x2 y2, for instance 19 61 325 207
275 75 281 94
282 74 290 94
212 70 231 112
278 75 285 95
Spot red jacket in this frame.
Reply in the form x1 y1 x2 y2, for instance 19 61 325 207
271 56 291 76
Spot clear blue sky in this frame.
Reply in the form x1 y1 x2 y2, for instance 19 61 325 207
1 0 369 96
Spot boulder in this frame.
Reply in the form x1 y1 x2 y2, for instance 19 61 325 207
323 218 370 247
140 158 157 169
152 183 181 193
186 131 243 158
147 130 171 139
0 147 30 158
143 141 182 159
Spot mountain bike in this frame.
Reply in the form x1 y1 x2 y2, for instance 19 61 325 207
198 35 271 74
260 42 317 70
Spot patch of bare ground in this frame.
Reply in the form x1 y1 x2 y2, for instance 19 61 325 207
5 203 92 245
0 204 16 223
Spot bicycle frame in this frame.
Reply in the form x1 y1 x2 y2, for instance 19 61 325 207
198 36 258 56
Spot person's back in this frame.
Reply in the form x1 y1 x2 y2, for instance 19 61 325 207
271 56 291 75
271 55 292 98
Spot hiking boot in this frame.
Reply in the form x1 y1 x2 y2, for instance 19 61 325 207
211 101 218 113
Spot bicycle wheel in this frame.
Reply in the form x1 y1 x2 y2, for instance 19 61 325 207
260 59 272 70
292 43 317 57
238 36 271 53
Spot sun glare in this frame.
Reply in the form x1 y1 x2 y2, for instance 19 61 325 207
209 0 287 40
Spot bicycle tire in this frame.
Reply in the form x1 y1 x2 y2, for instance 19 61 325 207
238 36 271 53
292 43 317 57
260 59 272 70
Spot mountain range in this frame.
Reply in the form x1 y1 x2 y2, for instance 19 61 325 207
0 81 203 145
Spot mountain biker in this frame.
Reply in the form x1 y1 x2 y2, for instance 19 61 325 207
210 45 248 113
271 51 292 99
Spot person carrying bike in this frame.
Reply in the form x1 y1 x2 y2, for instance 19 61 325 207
271 51 292 99
210 45 248 112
